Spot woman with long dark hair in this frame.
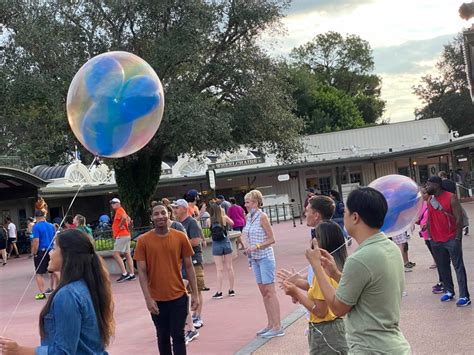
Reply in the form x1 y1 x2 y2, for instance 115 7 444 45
280 221 349 354
0 229 115 354
208 203 235 299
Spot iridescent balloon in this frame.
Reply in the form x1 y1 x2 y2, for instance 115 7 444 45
368 174 422 237
67 51 164 158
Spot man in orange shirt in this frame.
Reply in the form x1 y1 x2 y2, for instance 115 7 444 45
134 204 199 354
110 198 135 282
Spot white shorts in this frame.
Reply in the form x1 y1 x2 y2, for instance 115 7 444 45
113 236 131 253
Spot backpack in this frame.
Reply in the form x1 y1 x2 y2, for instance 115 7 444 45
210 223 227 242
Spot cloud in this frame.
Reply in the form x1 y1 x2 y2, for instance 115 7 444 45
286 0 374 15
373 34 455 74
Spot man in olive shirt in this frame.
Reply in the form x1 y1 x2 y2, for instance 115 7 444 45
308 187 410 354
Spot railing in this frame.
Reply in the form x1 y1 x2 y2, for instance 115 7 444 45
93 226 152 251
260 203 303 227
457 184 473 199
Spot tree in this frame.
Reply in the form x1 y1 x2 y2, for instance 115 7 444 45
1 0 303 225
286 67 365 134
413 34 474 135
291 31 385 124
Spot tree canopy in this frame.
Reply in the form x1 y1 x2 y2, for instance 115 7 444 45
290 31 385 126
413 34 474 135
1 0 303 224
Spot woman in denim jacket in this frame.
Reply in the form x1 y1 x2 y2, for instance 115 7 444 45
0 229 115 354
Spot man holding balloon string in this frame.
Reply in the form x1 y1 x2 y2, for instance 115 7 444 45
307 187 411 354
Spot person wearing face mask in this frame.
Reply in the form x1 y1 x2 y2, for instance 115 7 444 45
426 176 470 307
242 190 284 339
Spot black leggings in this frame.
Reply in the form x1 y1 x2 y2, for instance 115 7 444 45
151 294 188 355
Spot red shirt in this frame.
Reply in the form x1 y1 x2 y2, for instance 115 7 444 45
112 207 130 238
427 191 456 242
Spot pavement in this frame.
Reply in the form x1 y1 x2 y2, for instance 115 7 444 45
1 202 474 354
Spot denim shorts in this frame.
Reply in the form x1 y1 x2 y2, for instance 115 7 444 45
251 257 276 285
212 238 233 256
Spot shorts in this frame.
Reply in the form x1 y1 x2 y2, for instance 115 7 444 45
8 238 17 244
193 264 205 290
113 236 131 253
251 257 276 285
212 239 233 256
34 250 51 274
308 318 348 355
391 232 407 245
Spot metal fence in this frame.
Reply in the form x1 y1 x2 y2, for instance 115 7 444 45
93 226 152 251
260 203 303 227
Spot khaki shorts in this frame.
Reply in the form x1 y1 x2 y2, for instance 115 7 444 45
191 264 205 291
113 236 131 253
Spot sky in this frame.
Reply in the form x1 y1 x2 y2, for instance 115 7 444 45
262 0 470 122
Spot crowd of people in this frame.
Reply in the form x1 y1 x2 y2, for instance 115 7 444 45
0 171 471 354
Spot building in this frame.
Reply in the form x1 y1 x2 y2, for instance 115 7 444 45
1 117 473 229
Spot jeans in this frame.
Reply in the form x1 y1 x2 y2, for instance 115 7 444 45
431 238 470 298
425 240 443 283
151 294 188 355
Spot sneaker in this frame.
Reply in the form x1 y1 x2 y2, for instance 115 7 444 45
201 287 210 291
193 316 203 329
2 262 6 266
404 261 416 268
261 328 285 339
456 297 471 307
404 267 412 273
464 227 469 236
432 283 444 294
228 290 236 297
44 288 54 295
429 264 437 269
212 292 223 299
256 327 271 336
35 293 46 300
185 330 199 344
127 274 137 281
440 292 454 302
116 273 129 283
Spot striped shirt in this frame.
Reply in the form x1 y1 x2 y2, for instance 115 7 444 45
243 210 274 260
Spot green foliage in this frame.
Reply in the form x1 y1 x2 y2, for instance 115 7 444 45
1 0 302 225
291 31 385 125
413 34 474 135
285 66 365 134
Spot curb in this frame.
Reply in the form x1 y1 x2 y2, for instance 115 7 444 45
234 307 306 355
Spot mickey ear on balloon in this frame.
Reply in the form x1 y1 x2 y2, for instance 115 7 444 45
67 51 165 158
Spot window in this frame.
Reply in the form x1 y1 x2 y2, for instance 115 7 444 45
418 165 429 184
318 177 331 195
350 172 361 184
398 167 409 176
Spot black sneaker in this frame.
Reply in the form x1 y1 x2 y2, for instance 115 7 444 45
212 292 223 299
202 287 210 291
127 274 137 281
185 330 199 344
228 290 236 297
44 288 54 295
116 274 129 283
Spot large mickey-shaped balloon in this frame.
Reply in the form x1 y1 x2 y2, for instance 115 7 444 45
67 51 164 158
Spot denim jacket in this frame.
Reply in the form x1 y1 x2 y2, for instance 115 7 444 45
35 280 108 355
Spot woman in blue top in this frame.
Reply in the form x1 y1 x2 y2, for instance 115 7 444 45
0 229 115 354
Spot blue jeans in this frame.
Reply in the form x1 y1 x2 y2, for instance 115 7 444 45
251 257 276 284
431 238 470 298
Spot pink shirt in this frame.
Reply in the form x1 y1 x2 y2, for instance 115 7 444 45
227 204 246 228
418 201 429 240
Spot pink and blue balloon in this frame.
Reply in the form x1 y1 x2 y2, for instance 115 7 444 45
368 174 422 237
67 51 164 158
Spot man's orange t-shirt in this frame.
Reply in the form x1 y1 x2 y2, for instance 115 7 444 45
134 229 194 301
112 207 130 238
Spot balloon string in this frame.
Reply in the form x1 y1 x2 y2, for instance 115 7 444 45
1 156 97 336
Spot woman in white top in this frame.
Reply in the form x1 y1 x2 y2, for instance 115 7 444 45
242 190 284 339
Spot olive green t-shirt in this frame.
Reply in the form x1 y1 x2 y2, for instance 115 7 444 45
336 232 411 354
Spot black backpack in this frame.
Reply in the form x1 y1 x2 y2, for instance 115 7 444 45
210 223 227 242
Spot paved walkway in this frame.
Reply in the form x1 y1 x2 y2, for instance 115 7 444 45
1 202 474 354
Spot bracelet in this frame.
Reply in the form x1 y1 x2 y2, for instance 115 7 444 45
256 243 261 250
